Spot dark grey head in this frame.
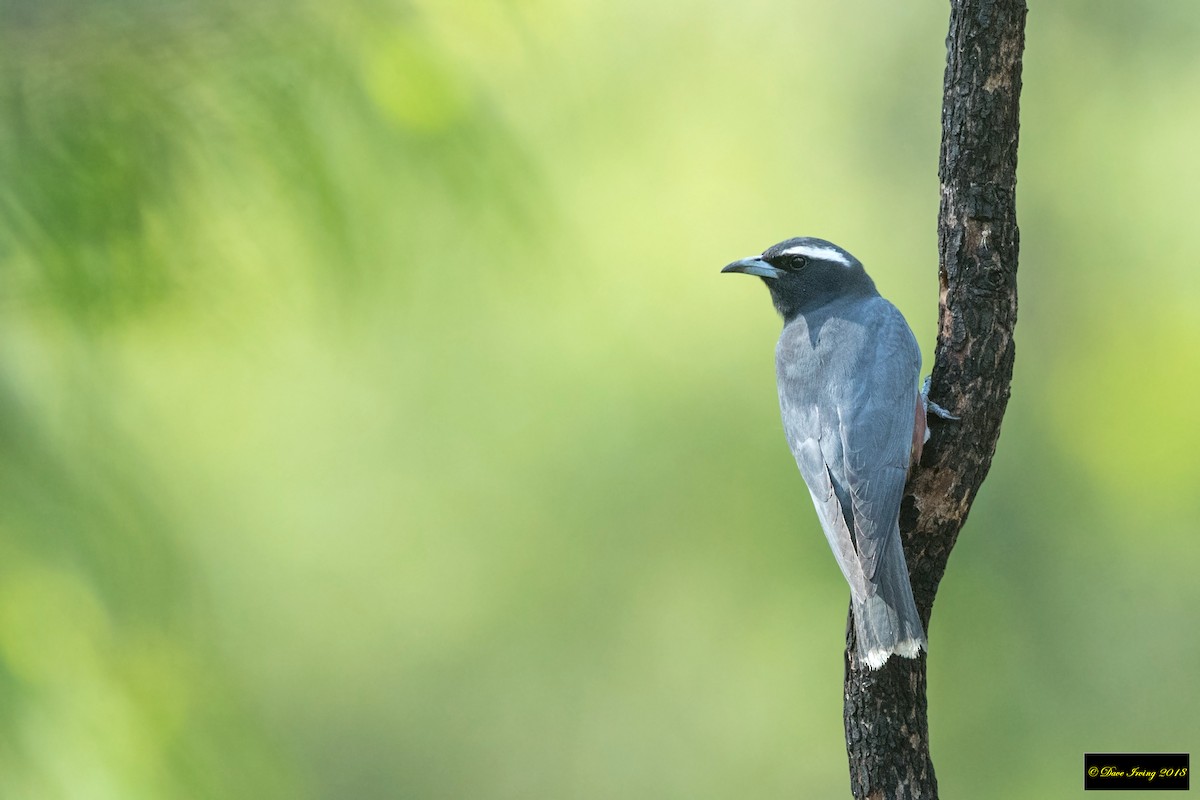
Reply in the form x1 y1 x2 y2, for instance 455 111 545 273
721 237 877 321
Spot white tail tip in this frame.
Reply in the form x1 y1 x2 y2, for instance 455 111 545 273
863 637 926 670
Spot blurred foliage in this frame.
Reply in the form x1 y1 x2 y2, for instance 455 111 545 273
2 0 1199 797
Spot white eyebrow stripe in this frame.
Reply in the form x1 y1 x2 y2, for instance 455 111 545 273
779 244 852 266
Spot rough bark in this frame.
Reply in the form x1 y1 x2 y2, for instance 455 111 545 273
843 1 1027 798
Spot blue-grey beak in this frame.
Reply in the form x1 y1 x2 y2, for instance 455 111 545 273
721 257 781 279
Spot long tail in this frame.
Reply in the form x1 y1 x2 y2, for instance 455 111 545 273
851 532 927 670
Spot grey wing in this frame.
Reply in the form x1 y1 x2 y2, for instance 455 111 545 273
837 302 921 582
789 420 869 596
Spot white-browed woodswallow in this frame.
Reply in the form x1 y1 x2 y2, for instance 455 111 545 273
723 237 928 669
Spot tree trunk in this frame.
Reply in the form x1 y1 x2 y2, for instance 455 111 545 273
843 1 1027 797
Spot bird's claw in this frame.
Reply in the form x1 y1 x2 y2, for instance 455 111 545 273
921 376 960 421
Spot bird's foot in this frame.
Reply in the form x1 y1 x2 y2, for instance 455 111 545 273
922 376 960 421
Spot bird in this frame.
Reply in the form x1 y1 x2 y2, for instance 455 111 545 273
722 236 929 669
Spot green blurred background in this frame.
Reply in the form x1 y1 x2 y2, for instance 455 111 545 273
2 0 1198 797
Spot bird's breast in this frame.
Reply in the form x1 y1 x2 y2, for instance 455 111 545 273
776 314 869 390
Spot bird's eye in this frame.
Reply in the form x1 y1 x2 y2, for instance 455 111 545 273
787 255 808 270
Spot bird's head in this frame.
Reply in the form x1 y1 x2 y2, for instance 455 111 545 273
721 237 876 320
